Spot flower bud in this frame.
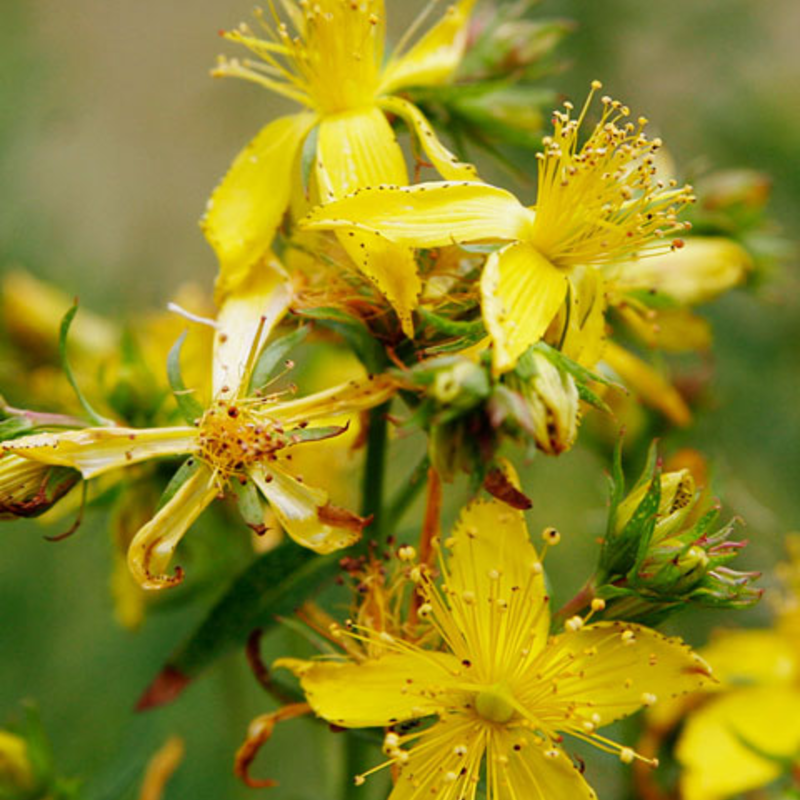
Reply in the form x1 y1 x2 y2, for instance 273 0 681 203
0 453 79 519
0 731 35 795
429 359 489 411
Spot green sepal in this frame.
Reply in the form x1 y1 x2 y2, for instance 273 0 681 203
249 324 309 392
167 330 205 425
296 307 386 375
155 456 202 512
300 124 319 196
59 302 114 427
143 546 340 705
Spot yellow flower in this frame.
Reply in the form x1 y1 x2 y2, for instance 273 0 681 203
303 83 694 371
673 536 800 800
278 493 712 799
2 263 397 589
203 0 478 334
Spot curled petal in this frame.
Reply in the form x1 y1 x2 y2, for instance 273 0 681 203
379 95 477 181
603 342 692 427
379 0 477 94
0 453 79 518
127 465 218 590
268 374 399 427
139 737 185 800
250 465 365 553
202 112 316 301
481 242 568 373
303 181 533 248
2 427 198 479
234 703 311 789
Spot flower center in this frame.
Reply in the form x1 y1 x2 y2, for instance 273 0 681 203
474 682 516 724
198 401 286 478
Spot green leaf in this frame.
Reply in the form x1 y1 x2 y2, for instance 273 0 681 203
297 307 386 374
575 381 611 413
0 414 34 441
532 341 613 388
141 545 340 705
59 303 114 426
249 325 309 392
417 308 485 337
155 457 202 512
167 330 205 425
286 423 348 445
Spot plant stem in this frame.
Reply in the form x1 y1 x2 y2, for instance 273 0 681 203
360 402 390 541
384 454 430 537
552 578 597 629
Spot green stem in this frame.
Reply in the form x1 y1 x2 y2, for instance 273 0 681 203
360 402 390 541
384 454 430 538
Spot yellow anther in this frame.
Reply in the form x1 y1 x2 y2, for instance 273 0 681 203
397 545 416 562
542 527 561 546
354 775 366 786
565 616 584 632
619 747 636 765
591 598 606 612
641 692 657 707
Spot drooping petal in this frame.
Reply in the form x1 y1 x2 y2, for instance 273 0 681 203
3 427 198 479
488 727 598 800
379 0 477 94
267 374 398 427
602 342 692 427
525 621 713 729
316 107 420 336
127 464 218 590
607 237 753 305
212 259 293 398
388 716 487 800
379 95 477 181
276 651 463 727
677 685 800 800
302 181 534 248
202 112 316 301
436 493 550 680
481 242 569 373
250 464 365 553
0 453 79 518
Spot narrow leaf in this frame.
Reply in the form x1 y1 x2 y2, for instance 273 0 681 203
167 330 204 425
138 545 339 709
249 325 309 392
59 303 114 426
533 341 613 387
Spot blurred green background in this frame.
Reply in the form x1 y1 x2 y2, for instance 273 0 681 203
1 0 797 798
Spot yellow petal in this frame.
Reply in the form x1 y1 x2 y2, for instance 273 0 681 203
316 107 420 336
602 341 692 427
558 266 608 369
489 727 598 800
267 374 398 427
212 258 293 398
607 237 753 305
303 181 533 248
481 242 569 373
202 112 316 301
379 0 477 94
249 464 363 554
389 717 487 800
439 493 550 679
127 464 218 590
316 106 407 199
530 621 713 728
678 685 800 800
276 651 462 727
616 304 712 352
701 627 798 687
3 427 198 479
379 95 477 181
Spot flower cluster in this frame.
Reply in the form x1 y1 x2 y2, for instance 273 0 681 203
0 1 784 798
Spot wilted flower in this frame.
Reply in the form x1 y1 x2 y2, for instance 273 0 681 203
2 267 396 588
